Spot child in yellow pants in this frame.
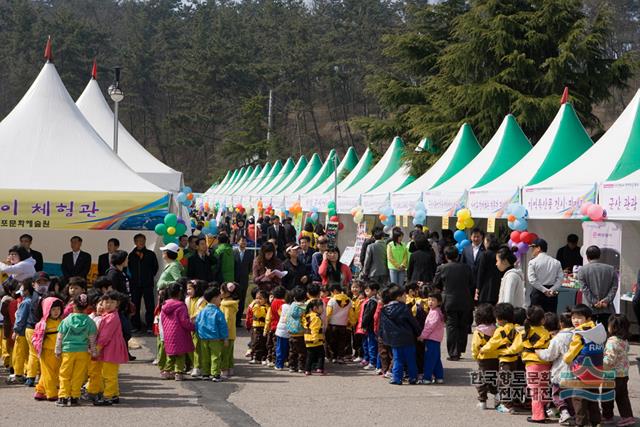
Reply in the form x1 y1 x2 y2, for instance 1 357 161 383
55 294 97 406
8 280 36 384
93 291 129 405
32 297 64 400
85 299 105 400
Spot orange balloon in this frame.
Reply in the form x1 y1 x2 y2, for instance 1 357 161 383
507 214 516 222
186 193 194 201
379 214 387 222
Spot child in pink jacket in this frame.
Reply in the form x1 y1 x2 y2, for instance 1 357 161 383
418 291 445 384
161 283 195 380
94 291 129 405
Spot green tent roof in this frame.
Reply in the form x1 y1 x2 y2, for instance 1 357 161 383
270 156 309 195
260 158 295 194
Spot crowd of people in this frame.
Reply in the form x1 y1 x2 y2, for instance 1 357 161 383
0 218 637 425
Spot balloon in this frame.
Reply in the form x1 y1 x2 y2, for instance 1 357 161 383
507 214 516 222
517 241 529 256
457 208 471 220
155 223 167 235
510 231 521 243
508 203 527 218
412 217 423 226
383 225 392 234
520 231 530 245
338 222 344 231
528 233 538 243
166 226 176 235
350 207 358 216
514 218 528 231
328 209 336 218
464 217 474 229
311 212 319 222
456 220 465 230
312 206 319 213
454 230 466 243
182 186 193 194
354 212 364 224
187 193 194 201
164 213 178 227
177 249 184 262
580 202 592 216
587 204 604 221
387 215 396 226
507 239 515 248
460 239 471 249
330 215 339 222
163 234 177 245
379 214 387 222
176 223 187 236
209 222 218 235
177 193 187 203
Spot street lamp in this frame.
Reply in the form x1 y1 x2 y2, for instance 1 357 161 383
108 67 124 154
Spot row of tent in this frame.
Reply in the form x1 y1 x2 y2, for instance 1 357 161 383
0 57 182 197
203 90 640 221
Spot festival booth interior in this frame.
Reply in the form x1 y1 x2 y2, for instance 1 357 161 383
391 123 482 215
0 60 170 278
76 73 183 193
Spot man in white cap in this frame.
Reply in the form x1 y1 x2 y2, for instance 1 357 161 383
156 243 184 291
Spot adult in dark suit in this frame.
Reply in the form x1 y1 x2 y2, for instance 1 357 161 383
475 235 503 305
19 234 44 272
283 217 297 245
433 246 474 361
297 235 316 275
61 236 92 282
234 236 254 326
128 234 159 332
460 228 485 280
267 215 287 259
187 237 214 282
98 238 120 276
407 234 437 284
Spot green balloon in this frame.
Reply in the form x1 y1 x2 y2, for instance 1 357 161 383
328 201 336 209
155 223 167 235
163 234 177 245
164 213 178 227
176 222 187 236
328 208 336 217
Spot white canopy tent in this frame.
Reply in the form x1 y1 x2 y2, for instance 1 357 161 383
300 147 359 210
361 166 414 214
77 77 183 192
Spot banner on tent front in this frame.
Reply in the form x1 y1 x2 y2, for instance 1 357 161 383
423 190 467 217
337 194 360 214
391 192 421 215
284 194 299 207
0 189 169 230
599 181 640 219
581 221 621 312
522 184 596 219
361 193 389 214
467 188 520 218
300 194 331 211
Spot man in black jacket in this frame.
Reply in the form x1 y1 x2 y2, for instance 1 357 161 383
128 234 158 332
233 236 254 326
61 236 92 282
283 217 297 245
19 234 44 272
407 234 437 284
98 238 120 276
187 237 214 282
267 215 287 259
433 246 474 361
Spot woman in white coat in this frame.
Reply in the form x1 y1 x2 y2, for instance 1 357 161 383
496 246 525 307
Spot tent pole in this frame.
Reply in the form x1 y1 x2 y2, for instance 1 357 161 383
333 154 338 213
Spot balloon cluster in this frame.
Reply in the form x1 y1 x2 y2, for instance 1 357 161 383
412 202 427 227
350 206 364 224
455 208 474 230
235 203 245 215
506 203 528 231
176 186 194 207
155 213 188 244
378 205 395 234
200 220 219 236
307 207 320 224
580 202 606 222
453 229 470 252
264 204 274 216
328 213 345 230
327 200 337 218
289 201 303 216
508 230 538 258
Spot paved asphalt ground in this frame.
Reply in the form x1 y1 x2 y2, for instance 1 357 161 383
1 331 639 427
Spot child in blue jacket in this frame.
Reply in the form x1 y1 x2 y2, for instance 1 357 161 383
195 286 229 382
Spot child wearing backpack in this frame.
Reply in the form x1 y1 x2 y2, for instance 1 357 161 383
286 287 307 373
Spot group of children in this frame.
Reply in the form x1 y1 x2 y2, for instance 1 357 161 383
2 274 129 407
472 302 635 426
242 280 447 382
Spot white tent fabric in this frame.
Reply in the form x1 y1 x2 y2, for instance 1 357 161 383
392 124 482 214
259 158 295 195
225 166 253 196
361 166 413 214
470 104 592 218
296 150 337 196
0 62 165 193
525 90 640 218
77 79 182 192
232 164 262 195
243 162 272 197
266 156 308 196
425 115 530 216
300 147 359 210
278 154 322 206
600 170 640 219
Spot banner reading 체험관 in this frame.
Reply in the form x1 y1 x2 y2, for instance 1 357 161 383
0 189 169 230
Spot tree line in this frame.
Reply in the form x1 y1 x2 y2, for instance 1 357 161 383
0 0 638 189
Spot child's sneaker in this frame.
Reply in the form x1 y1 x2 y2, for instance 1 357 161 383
212 375 223 383
6 375 25 385
267 362 275 367
190 368 201 378
56 397 69 407
435 379 444 384
25 377 35 387
245 349 252 358
363 364 374 370
174 373 184 381
33 392 46 401
160 371 173 380
69 398 79 406
360 360 368 366
353 357 362 363
558 409 572 425
304 371 311 376
617 417 636 426
374 368 382 375
315 369 326 375
495 404 514 414
261 360 268 366
248 359 258 364
202 375 211 380
476 401 488 410
289 368 298 373
383 372 392 379
546 407 559 419
274 366 284 371
93 398 113 406
152 358 158 365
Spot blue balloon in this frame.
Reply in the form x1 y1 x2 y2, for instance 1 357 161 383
412 217 422 226
454 230 467 243
182 186 193 194
209 222 218 235
514 218 528 231
387 215 396 226
460 239 471 248
509 203 526 219
176 193 187 203
415 202 426 212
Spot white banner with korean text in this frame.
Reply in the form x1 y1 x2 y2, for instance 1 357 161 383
467 187 520 218
361 193 390 214
391 192 422 215
422 189 467 217
599 181 640 220
522 184 597 219
337 194 361 214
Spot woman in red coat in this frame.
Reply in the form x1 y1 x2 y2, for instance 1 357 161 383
319 246 352 286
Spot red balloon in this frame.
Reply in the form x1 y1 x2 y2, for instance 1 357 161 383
330 215 339 222
527 233 538 244
510 231 521 244
338 222 344 231
520 231 530 245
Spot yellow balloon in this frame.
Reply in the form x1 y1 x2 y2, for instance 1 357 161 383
457 208 471 220
177 248 184 262
456 220 465 230
167 226 176 235
465 217 475 228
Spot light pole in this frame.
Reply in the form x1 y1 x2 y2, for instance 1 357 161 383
108 67 124 154
333 152 338 213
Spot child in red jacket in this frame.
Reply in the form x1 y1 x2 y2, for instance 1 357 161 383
264 286 286 367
